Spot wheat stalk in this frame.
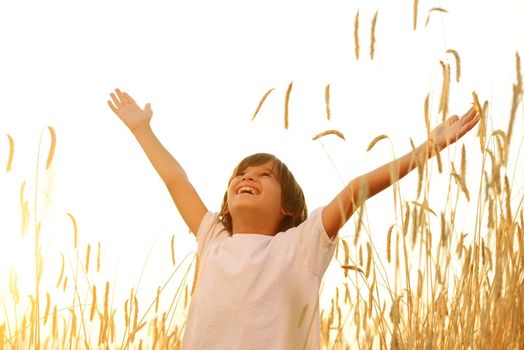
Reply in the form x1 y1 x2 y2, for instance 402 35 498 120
370 11 378 60
97 241 101 272
85 244 91 273
20 181 29 237
354 10 360 60
312 129 346 141
90 286 97 321
170 235 176 266
66 213 78 249
472 91 486 151
252 88 275 121
56 253 64 288
284 82 293 129
45 126 56 170
341 265 364 274
387 225 394 263
446 49 461 82
366 135 388 151
424 94 430 137
413 0 419 30
325 84 331 120
507 52 522 143
425 7 448 27
155 286 161 314
365 242 373 278
439 61 450 121
5 134 14 172
43 293 50 325
341 239 350 277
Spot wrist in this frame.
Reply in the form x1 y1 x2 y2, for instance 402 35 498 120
132 122 153 138
425 139 444 158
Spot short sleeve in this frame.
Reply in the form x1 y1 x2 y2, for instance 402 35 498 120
290 207 338 277
195 211 222 258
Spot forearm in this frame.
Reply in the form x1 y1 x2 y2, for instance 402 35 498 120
131 123 207 234
356 142 430 200
324 142 430 236
132 124 189 187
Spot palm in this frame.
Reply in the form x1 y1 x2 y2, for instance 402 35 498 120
429 107 479 149
108 89 153 132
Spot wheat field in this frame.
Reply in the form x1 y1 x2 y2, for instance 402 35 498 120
1 60 523 349
1 2 524 350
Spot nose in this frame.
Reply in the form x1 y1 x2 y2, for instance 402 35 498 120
241 172 256 181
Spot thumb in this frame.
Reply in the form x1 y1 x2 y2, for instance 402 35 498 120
144 103 153 117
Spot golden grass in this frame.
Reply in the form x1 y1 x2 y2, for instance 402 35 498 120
85 244 91 273
439 61 451 121
413 0 419 30
424 94 430 136
66 213 78 250
425 7 448 27
312 129 346 141
366 134 388 151
354 10 360 60
446 49 461 82
20 181 29 237
325 84 331 120
386 225 394 263
473 91 487 152
5 133 14 172
284 82 293 129
55 253 64 288
90 287 97 321
170 235 176 266
45 126 56 170
251 88 275 121
370 11 378 60
1 55 523 350
96 242 101 273
507 52 522 143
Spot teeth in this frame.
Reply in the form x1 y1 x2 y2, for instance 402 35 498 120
237 186 259 195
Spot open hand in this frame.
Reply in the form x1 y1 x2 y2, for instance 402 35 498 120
107 88 153 133
429 106 480 150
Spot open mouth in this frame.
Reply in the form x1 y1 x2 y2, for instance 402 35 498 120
236 186 260 195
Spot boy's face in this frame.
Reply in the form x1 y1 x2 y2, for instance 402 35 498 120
227 160 285 229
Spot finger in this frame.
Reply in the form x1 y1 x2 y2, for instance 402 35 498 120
107 100 120 116
115 88 126 103
459 114 480 135
464 113 480 131
123 92 136 105
110 92 121 106
448 115 459 125
460 106 477 124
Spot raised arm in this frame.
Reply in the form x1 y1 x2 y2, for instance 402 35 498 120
322 106 480 239
107 88 207 235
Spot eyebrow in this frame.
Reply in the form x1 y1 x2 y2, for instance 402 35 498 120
239 165 276 175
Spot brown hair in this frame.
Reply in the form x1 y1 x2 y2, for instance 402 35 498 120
217 153 307 234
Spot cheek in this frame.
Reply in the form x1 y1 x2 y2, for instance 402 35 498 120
226 180 239 202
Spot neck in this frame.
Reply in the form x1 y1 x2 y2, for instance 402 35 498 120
231 212 280 236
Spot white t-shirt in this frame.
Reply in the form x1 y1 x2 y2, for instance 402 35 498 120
181 207 337 350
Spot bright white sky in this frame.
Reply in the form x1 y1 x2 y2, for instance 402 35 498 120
0 0 523 326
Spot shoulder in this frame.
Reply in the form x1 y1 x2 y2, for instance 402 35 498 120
286 207 337 245
196 211 226 243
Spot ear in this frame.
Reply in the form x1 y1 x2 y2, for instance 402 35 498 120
281 208 293 216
